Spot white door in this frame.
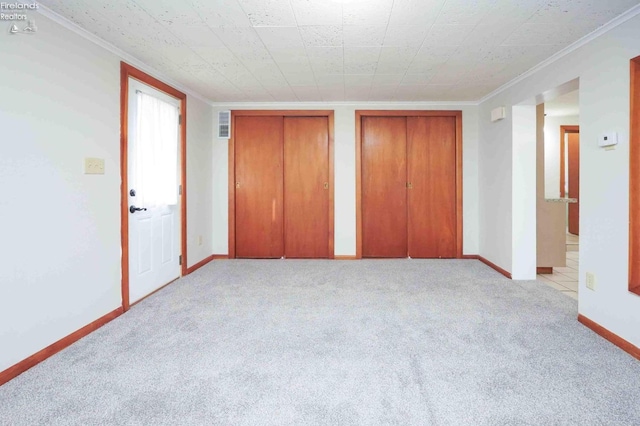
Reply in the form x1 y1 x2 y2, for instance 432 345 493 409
127 78 181 304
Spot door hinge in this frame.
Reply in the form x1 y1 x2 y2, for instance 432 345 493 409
178 185 182 195
178 114 182 125
179 255 182 265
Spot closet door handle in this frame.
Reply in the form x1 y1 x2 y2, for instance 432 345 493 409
406 182 413 189
324 182 329 190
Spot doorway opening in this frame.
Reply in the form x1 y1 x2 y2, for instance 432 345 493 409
536 86 581 300
120 62 187 311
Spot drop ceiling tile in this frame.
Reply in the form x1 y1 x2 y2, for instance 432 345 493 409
232 46 273 63
237 0 297 26
423 25 475 46
269 46 309 60
310 61 344 74
502 22 597 45
400 73 436 85
369 85 400 101
189 0 252 27
428 64 469 84
292 86 321 101
413 44 454 63
378 46 420 63
388 0 445 26
343 0 394 25
320 87 346 100
241 61 284 77
315 74 345 87
134 0 203 25
343 26 387 47
410 84 454 98
372 74 404 85
307 46 343 62
375 62 411 74
527 0 640 24
434 0 493 26
255 27 305 49
211 27 263 48
478 0 539 26
383 26 430 47
459 23 520 47
447 83 495 99
345 86 372 101
90 1 158 29
268 87 298 101
344 74 374 87
290 0 343 25
299 26 343 47
169 24 226 48
284 73 317 86
274 59 314 75
344 47 380 74
406 61 440 73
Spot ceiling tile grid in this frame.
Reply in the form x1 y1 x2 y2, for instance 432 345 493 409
38 0 640 102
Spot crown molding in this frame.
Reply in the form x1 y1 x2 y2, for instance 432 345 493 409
207 101 478 108
479 3 640 105
36 5 212 105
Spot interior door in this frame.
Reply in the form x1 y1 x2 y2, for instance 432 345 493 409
361 116 408 257
568 132 580 235
407 116 457 258
127 79 180 304
235 116 284 258
284 117 330 258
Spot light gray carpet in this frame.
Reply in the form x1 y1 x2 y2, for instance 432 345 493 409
1 260 640 425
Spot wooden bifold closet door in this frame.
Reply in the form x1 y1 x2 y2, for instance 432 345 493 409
361 115 457 258
235 116 284 258
234 114 330 259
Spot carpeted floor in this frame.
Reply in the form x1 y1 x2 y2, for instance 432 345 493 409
1 259 640 425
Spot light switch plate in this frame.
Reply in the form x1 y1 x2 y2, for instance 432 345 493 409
84 157 105 174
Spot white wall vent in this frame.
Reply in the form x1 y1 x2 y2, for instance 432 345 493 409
218 111 231 139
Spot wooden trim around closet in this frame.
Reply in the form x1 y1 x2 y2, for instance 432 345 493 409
120 62 188 311
559 125 579 198
355 110 463 259
228 110 335 259
630 56 640 296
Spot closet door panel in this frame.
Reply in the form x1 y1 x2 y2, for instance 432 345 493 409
235 116 284 258
361 116 408 257
407 116 456 258
284 117 330 258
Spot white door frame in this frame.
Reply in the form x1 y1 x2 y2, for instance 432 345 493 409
120 62 188 311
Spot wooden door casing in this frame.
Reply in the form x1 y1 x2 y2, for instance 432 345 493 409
284 117 330 258
361 116 408 257
235 116 284 258
568 132 580 235
407 116 457 258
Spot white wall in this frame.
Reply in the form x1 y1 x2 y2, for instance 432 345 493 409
211 104 479 257
479 12 640 346
186 97 214 267
0 14 214 372
544 115 579 199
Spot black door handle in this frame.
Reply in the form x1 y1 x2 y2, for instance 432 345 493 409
129 205 147 214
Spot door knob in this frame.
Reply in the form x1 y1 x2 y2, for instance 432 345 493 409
129 205 147 214
324 182 329 190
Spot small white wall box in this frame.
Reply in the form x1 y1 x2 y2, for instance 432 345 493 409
491 106 506 122
599 132 618 147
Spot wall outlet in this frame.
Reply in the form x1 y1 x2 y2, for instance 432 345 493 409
586 272 596 291
84 157 105 174
198 235 203 246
